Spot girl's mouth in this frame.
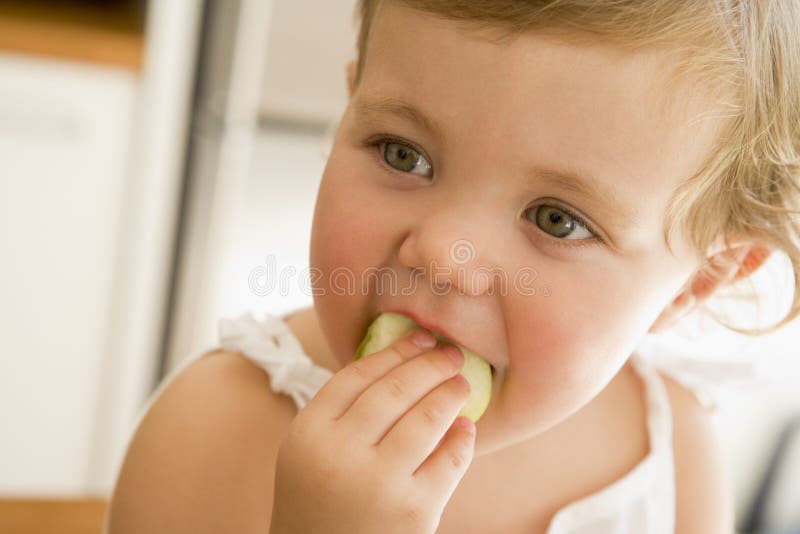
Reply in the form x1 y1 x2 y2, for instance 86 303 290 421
377 307 498 377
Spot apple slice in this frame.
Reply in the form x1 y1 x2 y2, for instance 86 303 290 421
354 312 492 422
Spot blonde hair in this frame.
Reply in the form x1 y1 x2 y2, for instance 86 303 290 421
352 0 800 336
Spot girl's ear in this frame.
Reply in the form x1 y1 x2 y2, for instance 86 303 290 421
346 60 357 99
647 241 773 334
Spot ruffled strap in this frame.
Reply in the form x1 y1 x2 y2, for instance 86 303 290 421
634 332 764 411
545 354 676 534
218 312 334 411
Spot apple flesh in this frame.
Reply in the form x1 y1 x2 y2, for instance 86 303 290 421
353 312 492 423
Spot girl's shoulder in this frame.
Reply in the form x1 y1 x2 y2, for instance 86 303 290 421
657 369 735 532
107 308 333 532
214 309 337 411
106 348 296 533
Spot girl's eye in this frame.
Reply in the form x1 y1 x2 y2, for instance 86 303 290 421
380 141 432 177
527 204 595 241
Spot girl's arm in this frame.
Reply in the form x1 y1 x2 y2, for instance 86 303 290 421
105 350 296 534
107 330 475 534
661 372 735 534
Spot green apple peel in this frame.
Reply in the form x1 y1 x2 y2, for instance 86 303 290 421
353 312 492 422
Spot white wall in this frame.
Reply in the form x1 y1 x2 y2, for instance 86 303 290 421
259 0 357 125
0 0 203 497
0 53 136 496
220 125 329 319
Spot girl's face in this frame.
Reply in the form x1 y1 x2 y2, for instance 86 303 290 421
310 2 722 455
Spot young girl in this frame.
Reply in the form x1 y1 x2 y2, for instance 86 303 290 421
105 1 799 532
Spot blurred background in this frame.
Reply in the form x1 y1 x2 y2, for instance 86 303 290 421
0 1 797 532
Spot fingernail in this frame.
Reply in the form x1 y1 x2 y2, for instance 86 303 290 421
443 344 463 365
456 417 475 434
412 329 436 348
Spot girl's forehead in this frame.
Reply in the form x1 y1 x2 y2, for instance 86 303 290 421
363 2 723 127
362 2 723 138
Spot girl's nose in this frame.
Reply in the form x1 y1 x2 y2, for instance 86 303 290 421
398 217 503 297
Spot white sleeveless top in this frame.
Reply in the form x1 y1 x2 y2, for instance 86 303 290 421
136 310 743 533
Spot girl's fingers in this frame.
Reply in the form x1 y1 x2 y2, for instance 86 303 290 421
411 415 476 501
304 328 437 420
377 372 471 468
338 344 464 445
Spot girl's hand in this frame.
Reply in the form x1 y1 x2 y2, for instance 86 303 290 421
269 328 475 534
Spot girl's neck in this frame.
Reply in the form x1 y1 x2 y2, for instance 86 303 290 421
282 306 341 373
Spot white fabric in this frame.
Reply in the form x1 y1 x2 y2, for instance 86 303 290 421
634 329 765 411
217 312 334 409
544 354 676 533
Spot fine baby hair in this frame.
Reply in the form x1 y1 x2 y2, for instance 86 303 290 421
352 0 800 336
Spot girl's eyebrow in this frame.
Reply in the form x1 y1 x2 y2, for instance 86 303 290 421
532 167 639 229
354 95 640 232
353 96 446 143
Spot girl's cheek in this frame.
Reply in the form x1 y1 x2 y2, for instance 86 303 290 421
512 273 629 369
312 176 378 298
